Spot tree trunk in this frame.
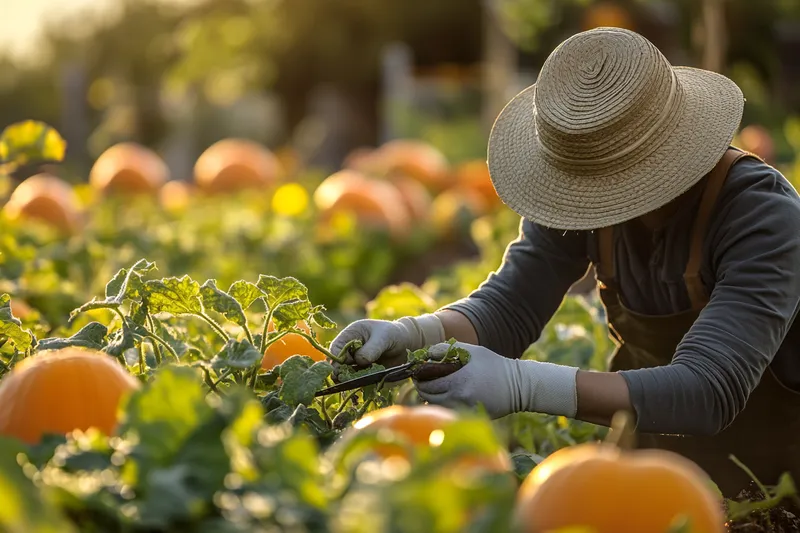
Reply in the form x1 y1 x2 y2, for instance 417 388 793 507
482 0 518 135
701 0 727 72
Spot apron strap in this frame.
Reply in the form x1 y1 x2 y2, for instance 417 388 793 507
683 147 759 310
597 225 616 282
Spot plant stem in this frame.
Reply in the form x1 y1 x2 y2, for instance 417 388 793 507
242 324 255 347
145 315 164 363
201 366 220 394
295 331 346 364
199 312 230 342
317 397 332 427
605 410 636 450
335 389 360 416
259 308 275 353
730 455 770 500
138 341 146 374
213 367 236 388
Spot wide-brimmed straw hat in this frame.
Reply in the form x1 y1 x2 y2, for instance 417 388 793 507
488 27 745 230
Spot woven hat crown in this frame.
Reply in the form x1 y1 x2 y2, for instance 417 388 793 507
533 27 683 177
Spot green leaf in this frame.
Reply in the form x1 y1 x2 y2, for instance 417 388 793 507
0 294 34 352
200 280 248 329
727 472 798 521
71 259 156 318
103 324 137 358
211 339 262 370
278 355 333 407
36 322 108 352
0 120 67 165
118 365 211 465
227 280 264 311
365 282 437 321
311 308 336 330
145 276 203 316
0 436 76 533
272 299 313 331
256 275 308 311
336 363 386 382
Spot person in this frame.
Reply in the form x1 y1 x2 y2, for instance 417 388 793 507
330 27 800 497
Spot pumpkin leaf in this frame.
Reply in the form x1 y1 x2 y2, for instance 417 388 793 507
0 120 67 165
145 276 203 316
36 322 108 352
0 436 77 533
227 280 264 311
118 365 211 466
310 308 336 330
256 275 308 311
278 355 333 407
199 280 248 329
272 299 313 331
103 324 137 358
0 294 35 352
210 339 262 371
71 260 156 319
726 472 798 521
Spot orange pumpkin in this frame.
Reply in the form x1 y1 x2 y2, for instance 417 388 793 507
338 404 512 473
314 170 412 240
194 138 281 194
390 175 433 224
374 139 453 192
0 348 141 444
9 299 33 320
454 159 502 208
261 320 327 370
3 173 81 233
89 142 169 195
514 442 726 533
736 124 774 162
582 2 635 31
430 187 489 239
158 180 193 213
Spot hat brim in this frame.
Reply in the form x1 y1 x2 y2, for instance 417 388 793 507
487 67 745 231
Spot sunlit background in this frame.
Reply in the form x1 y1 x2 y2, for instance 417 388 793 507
0 0 799 323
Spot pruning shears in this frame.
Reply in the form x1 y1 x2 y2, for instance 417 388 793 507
314 360 463 397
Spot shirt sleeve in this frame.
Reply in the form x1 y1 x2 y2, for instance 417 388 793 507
443 217 590 358
621 159 800 436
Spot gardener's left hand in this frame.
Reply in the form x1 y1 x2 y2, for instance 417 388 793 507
413 341 580 420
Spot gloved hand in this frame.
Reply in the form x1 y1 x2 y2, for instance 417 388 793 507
330 314 446 368
414 342 579 419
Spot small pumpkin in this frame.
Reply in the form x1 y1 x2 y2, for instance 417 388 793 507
3 173 82 233
514 412 726 533
335 404 512 474
158 180 193 214
0 348 141 444
373 139 453 192
453 159 502 209
194 138 281 194
261 320 326 370
89 142 169 195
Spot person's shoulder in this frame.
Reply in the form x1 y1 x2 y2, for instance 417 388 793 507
716 153 800 239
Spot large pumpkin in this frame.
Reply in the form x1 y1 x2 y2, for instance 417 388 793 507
89 142 169 195
3 173 81 233
314 170 412 240
430 187 489 239
261 320 326 370
194 138 281 194
374 139 453 192
0 348 141 444
337 404 512 473
514 442 726 533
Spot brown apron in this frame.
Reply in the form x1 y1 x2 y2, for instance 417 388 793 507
595 147 800 498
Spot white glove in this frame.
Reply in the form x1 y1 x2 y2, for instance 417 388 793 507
330 314 446 367
414 342 579 419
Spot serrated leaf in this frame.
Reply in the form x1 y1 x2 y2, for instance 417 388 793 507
227 280 264 311
311 308 336 330
200 280 248 329
211 339 262 370
145 275 203 315
336 363 386 382
0 294 34 351
272 299 313 331
105 259 156 302
256 275 308 311
0 120 67 165
36 322 107 351
278 355 333 407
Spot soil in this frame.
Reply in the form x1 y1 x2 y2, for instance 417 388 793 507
725 482 800 532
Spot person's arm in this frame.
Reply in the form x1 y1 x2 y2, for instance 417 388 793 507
440 217 591 357
618 161 800 435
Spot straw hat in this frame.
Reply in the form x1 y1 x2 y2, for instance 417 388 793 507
488 27 745 230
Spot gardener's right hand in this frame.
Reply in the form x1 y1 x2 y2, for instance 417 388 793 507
330 314 446 369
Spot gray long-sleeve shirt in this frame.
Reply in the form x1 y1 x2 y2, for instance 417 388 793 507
445 155 800 436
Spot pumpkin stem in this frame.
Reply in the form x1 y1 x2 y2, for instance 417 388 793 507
605 410 636 450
